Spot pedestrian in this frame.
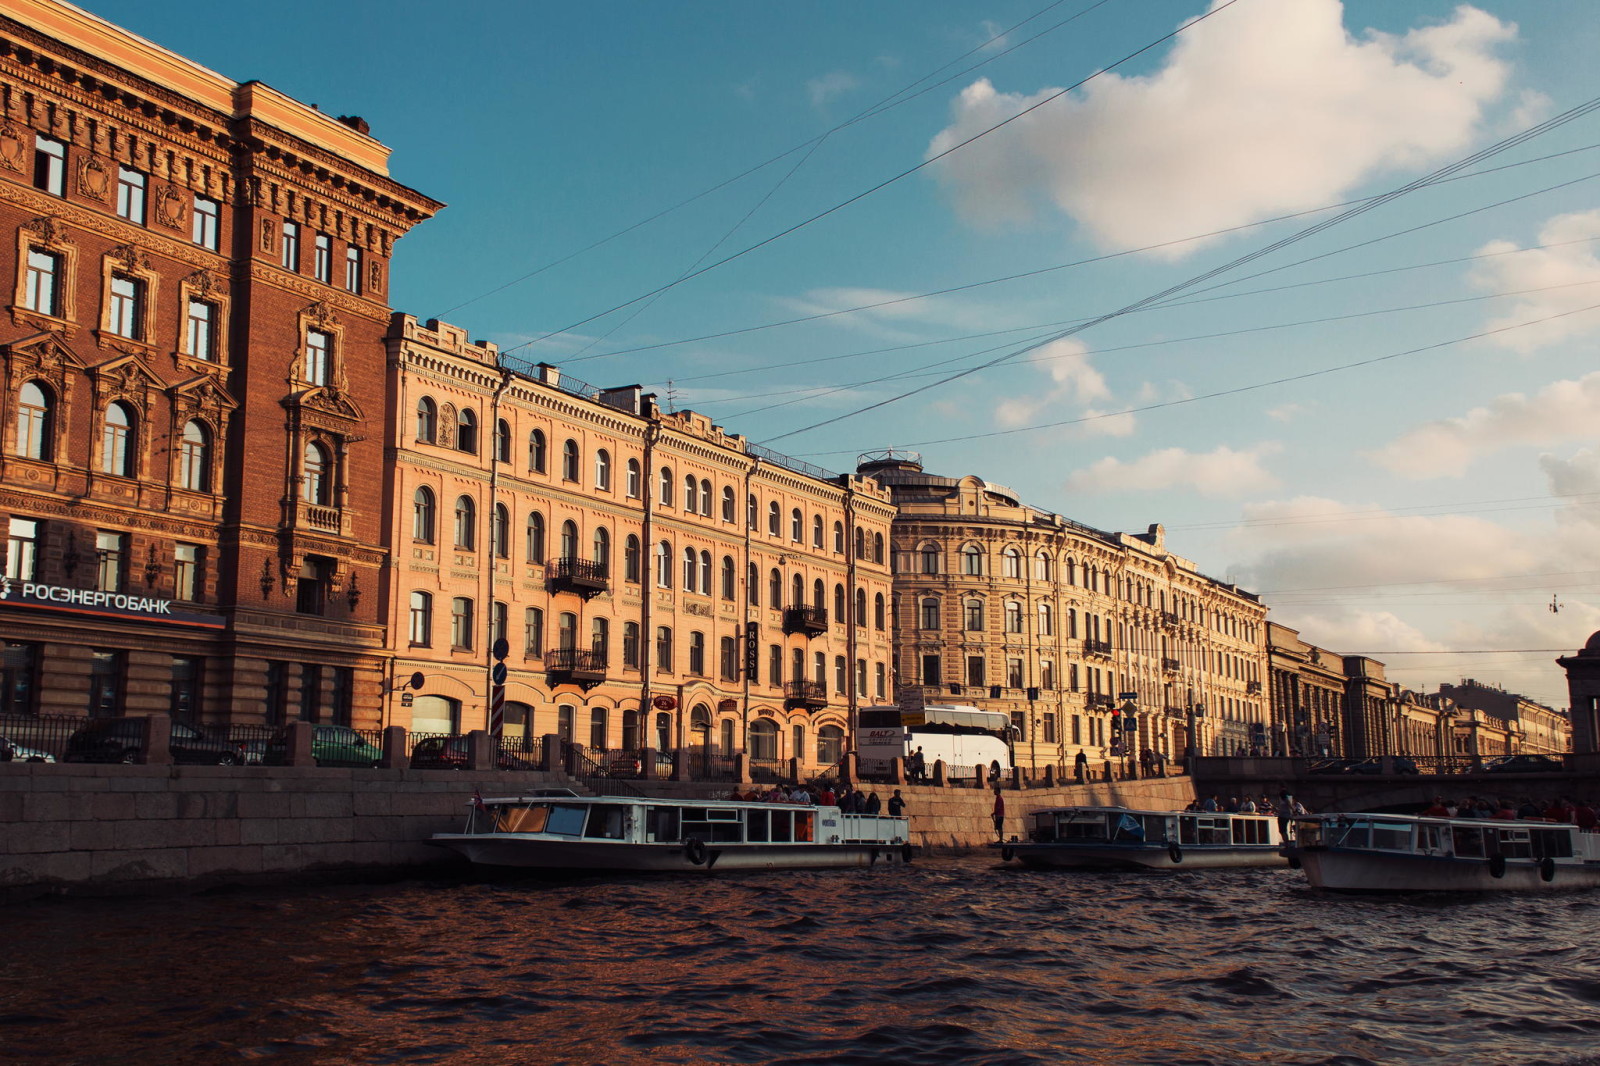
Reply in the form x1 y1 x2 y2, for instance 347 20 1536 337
887 789 906 817
1075 749 1089 783
992 785 1006 842
910 746 927 783
865 791 882 815
818 783 837 806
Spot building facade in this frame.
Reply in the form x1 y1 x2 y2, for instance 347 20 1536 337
1438 679 1569 757
1266 622 1350 757
860 452 1270 772
384 316 895 771
0 0 438 727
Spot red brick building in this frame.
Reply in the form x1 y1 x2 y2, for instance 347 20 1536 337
0 0 438 726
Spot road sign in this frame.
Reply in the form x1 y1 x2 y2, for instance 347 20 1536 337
1118 691 1138 700
491 662 507 685
491 637 510 661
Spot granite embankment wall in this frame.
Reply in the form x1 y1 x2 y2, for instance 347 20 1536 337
1 764 1197 900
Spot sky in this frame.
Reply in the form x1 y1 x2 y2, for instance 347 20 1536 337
82 0 1600 708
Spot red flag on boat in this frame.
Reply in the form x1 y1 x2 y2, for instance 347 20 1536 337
473 788 486 811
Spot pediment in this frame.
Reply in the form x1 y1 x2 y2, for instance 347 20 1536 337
171 374 239 413
288 385 365 422
5 331 87 371
89 352 164 394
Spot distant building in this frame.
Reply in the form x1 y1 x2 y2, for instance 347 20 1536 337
858 451 1269 771
1438 679 1569 756
1266 623 1348 757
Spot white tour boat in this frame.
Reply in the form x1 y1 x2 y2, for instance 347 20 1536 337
428 790 915 872
991 806 1286 870
1288 812 1600 892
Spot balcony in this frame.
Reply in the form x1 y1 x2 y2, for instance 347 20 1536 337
1246 680 1263 695
546 647 607 690
783 604 829 637
1164 705 1187 717
1088 692 1115 708
1084 639 1113 658
1162 611 1180 627
1162 657 1182 673
547 556 609 599
784 680 828 710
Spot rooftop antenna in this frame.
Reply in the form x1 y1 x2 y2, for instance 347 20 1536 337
665 379 678 413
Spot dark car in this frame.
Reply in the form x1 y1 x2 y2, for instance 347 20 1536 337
1485 753 1565 773
1344 756 1419 775
409 736 534 771
63 717 244 765
262 724 383 768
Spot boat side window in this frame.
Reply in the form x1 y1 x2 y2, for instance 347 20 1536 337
1059 813 1107 841
1532 828 1574 859
501 805 551 833
1419 825 1447 853
545 805 588 836
1195 817 1229 845
1232 818 1267 845
1179 816 1198 845
795 811 813 842
771 810 793 843
1496 829 1531 859
682 806 742 843
1451 826 1485 858
747 809 769 842
1333 821 1369 849
1143 815 1173 842
584 805 626 840
645 806 681 843
1370 822 1412 851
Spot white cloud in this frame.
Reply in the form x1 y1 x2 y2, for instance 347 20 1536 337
926 1 1515 254
1267 403 1306 423
806 71 859 108
1470 210 1600 354
1369 371 1600 477
1064 443 1280 497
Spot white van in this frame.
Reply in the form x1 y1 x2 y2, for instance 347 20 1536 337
856 704 1015 781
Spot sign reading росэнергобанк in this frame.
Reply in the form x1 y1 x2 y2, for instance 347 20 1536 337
0 578 223 628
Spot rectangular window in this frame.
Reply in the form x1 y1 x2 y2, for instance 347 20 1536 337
1072 714 1081 745
2 641 39 716
108 275 143 339
525 607 544 656
1007 658 1024 689
281 221 300 272
24 249 60 316
409 592 432 646
1044 712 1058 744
720 636 738 681
451 597 474 650
621 623 638 668
296 558 330 616
193 196 219 250
1040 660 1055 690
965 655 985 688
305 330 330 386
330 666 353 727
299 663 321 723
921 654 941 686
95 531 125 592
116 167 146 223
7 518 39 581
344 245 362 293
34 136 65 196
313 233 332 284
265 661 288 727
186 300 214 360
769 645 781 687
169 656 201 722
88 649 123 717
174 543 200 601
875 662 886 699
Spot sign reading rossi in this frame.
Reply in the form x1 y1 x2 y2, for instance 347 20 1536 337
0 579 223 628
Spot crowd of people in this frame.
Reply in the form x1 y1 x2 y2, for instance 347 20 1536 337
1187 792 1309 816
1418 795 1600 827
725 783 907 816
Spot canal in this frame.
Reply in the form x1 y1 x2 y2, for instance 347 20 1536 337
5 856 1600 1064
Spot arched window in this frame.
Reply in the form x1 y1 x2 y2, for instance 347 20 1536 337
624 534 641 583
561 439 579 481
721 485 735 522
1003 547 1021 579
454 496 476 549
817 724 845 764
749 718 778 761
699 550 712 595
961 543 983 576
874 592 886 630
626 458 641 498
1004 600 1022 633
964 598 984 631
833 583 846 621
558 611 578 650
415 396 437 443
791 508 803 542
100 402 135 477
16 381 53 460
812 514 823 548
656 540 673 588
688 631 706 675
622 621 640 667
656 626 674 671
812 578 825 610
684 475 698 514
1065 558 1077 585
526 511 545 562
769 568 782 609
529 429 547 473
791 573 804 608
302 441 331 504
747 494 758 530
832 521 844 553
412 486 436 543
457 408 478 454
178 420 211 492
592 527 610 572
855 588 867 626
767 501 780 535
747 562 759 606
659 467 673 507
854 528 865 558
560 520 579 559
1035 551 1052 581
682 547 697 590
700 479 713 517
492 503 510 559
494 419 511 463
920 542 940 574
721 556 736 600
1038 602 1054 636
595 449 611 490
873 532 885 563
919 597 940 630
408 591 432 645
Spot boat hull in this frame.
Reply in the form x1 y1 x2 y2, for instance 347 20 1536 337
1000 843 1285 870
1295 848 1600 892
430 834 913 872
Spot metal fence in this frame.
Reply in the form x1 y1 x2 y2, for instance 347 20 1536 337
0 713 86 760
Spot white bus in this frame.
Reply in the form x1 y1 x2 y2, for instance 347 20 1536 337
856 705 1016 783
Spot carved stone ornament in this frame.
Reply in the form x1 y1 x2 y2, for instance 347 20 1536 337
185 269 224 297
154 186 187 229
108 243 151 273
260 218 275 252
368 259 383 294
245 176 265 208
78 156 111 202
0 124 24 174
305 301 340 329
23 216 72 245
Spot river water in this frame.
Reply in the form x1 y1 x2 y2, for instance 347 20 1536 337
5 856 1600 1065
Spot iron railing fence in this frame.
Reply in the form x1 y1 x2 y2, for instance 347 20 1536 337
0 713 85 760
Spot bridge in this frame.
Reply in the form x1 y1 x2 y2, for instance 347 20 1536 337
1192 753 1600 813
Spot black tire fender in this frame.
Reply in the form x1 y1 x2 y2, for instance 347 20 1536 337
685 837 708 866
1540 856 1556 883
1488 854 1507 879
1286 853 1301 870
901 843 914 864
869 847 879 866
1001 846 1015 862
1168 842 1183 865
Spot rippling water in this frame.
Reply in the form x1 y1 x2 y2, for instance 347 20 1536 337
7 857 1600 1065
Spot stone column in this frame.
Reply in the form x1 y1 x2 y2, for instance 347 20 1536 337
379 725 407 769
465 729 492 771
285 721 316 767
139 714 173 766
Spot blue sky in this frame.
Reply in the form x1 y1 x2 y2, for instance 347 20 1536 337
86 0 1600 706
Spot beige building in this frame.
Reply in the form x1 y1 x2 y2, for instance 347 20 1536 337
859 452 1269 773
382 316 894 772
1267 623 1349 757
1439 679 1569 757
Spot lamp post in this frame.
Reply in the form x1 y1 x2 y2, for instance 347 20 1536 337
1185 686 1205 773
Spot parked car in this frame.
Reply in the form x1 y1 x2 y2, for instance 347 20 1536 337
1344 756 1420 775
262 724 383 768
409 736 534 771
1485 753 1565 773
0 734 55 762
63 718 244 765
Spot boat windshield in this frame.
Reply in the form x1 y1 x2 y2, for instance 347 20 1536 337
491 803 588 836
